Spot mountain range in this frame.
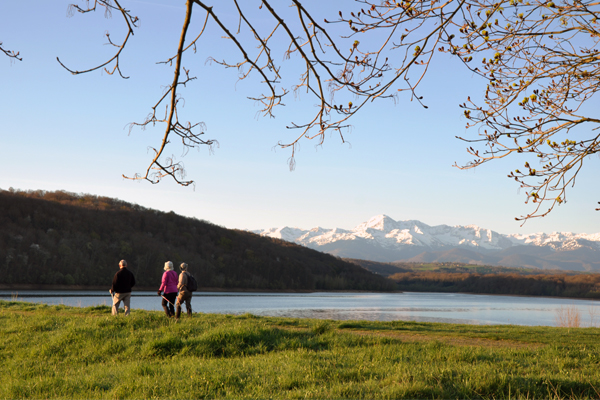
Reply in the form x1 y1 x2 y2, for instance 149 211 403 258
253 215 600 272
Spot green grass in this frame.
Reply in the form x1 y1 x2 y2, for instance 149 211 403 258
1 300 600 399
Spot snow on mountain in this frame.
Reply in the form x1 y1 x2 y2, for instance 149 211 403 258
507 232 600 250
253 214 600 258
250 226 307 242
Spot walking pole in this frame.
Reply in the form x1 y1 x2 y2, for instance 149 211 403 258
161 295 175 307
109 290 115 313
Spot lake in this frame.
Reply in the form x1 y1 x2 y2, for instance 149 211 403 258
1 290 599 327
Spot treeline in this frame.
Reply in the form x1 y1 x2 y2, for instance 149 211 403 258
0 189 395 291
389 271 600 299
346 258 546 278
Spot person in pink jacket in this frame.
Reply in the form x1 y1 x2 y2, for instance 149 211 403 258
157 261 178 317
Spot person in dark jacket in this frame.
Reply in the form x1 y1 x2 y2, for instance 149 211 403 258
110 259 136 316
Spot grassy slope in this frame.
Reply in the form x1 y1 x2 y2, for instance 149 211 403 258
2 301 600 399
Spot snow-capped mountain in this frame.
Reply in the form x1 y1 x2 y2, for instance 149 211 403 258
253 215 600 271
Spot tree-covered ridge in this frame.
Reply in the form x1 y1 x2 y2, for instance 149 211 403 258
0 189 395 291
346 258 554 277
389 270 600 299
348 258 600 298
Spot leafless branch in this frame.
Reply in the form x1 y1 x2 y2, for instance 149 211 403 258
58 0 138 78
0 42 22 61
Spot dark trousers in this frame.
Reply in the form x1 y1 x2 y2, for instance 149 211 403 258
162 292 177 315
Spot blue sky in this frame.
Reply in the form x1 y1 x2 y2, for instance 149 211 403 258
2 0 599 235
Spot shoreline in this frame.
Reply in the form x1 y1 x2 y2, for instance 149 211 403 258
0 284 400 294
0 284 597 302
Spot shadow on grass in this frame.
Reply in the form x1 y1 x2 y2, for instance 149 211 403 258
145 325 332 358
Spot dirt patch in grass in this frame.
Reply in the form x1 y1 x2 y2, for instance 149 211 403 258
270 323 545 350
344 329 545 349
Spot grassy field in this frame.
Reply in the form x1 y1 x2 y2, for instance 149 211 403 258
1 300 600 399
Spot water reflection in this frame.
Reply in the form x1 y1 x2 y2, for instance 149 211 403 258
1 290 598 327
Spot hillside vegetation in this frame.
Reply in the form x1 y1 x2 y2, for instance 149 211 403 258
3 300 600 399
348 259 600 299
347 259 583 277
0 189 394 291
389 271 600 299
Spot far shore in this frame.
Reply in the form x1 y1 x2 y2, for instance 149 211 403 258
1 284 597 301
0 284 399 294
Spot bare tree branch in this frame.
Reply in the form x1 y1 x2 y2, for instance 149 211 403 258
126 0 216 185
58 0 138 78
0 41 22 61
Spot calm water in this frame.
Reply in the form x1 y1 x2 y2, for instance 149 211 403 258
1 290 599 327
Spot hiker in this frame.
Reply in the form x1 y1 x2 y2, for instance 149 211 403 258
175 262 193 319
110 259 136 316
158 261 178 317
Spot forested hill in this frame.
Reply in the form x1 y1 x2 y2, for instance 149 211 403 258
0 189 395 291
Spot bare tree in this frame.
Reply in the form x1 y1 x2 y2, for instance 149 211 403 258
52 0 397 185
332 0 600 222
449 0 600 222
3 0 599 221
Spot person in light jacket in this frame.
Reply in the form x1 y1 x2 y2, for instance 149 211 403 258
157 261 178 317
175 263 193 320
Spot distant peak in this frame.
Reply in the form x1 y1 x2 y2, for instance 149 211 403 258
362 214 398 231
367 214 394 222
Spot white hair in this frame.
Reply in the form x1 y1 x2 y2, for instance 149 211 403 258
164 261 173 271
